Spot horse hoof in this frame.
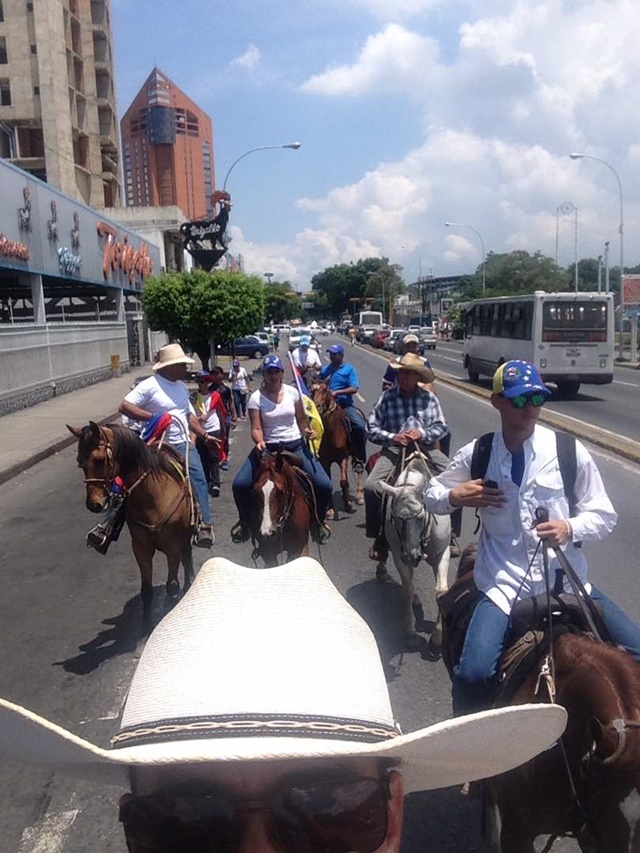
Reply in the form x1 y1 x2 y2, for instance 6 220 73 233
428 635 443 655
166 580 180 601
357 497 365 506
326 508 335 521
376 567 390 583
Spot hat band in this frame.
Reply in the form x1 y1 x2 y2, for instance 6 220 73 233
111 712 401 749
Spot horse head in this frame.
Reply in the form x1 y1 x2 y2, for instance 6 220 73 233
311 381 334 417
66 421 115 512
380 461 430 567
253 452 292 541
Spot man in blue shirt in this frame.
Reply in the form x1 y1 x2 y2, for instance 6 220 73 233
319 344 367 468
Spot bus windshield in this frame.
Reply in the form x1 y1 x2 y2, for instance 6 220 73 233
542 301 608 343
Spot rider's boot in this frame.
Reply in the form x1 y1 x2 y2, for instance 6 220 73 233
231 520 251 544
194 523 215 549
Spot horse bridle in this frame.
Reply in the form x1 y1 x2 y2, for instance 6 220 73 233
82 427 149 497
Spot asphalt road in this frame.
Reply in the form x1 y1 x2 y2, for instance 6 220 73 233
1 338 639 851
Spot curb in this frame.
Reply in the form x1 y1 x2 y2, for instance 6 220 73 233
0 410 119 487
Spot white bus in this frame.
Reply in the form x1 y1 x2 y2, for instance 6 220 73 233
354 310 384 328
462 291 614 396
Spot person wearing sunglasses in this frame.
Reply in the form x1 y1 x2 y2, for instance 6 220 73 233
425 359 640 715
0 555 566 852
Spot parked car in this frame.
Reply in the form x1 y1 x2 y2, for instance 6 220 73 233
274 324 291 336
419 325 437 350
216 336 269 359
383 329 406 351
371 329 391 348
253 331 271 345
356 326 377 344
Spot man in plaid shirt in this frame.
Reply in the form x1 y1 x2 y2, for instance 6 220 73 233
365 353 450 561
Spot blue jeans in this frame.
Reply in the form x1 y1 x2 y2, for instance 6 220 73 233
174 441 212 525
233 389 248 417
452 587 640 715
232 441 333 528
342 405 367 464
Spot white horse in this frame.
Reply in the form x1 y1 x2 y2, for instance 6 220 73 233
378 454 450 650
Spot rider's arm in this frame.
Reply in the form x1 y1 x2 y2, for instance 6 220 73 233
188 412 212 442
366 395 396 446
119 400 152 422
294 395 315 440
555 440 617 543
249 408 265 450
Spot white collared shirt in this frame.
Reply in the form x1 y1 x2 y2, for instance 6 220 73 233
424 424 617 614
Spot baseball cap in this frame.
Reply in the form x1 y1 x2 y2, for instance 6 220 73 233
263 354 284 371
328 344 344 355
403 334 419 344
493 360 551 398
300 335 312 347
232 358 240 367
195 369 215 382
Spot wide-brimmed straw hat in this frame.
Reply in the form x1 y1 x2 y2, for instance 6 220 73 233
152 343 194 372
0 557 566 791
390 352 435 384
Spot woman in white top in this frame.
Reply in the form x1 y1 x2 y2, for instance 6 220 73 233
228 359 251 418
231 355 333 541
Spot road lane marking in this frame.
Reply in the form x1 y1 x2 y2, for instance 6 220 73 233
18 808 79 853
613 379 640 387
356 393 366 402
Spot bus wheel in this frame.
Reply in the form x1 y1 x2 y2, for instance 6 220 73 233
557 380 580 397
467 361 479 382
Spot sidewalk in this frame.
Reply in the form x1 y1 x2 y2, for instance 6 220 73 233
0 367 152 486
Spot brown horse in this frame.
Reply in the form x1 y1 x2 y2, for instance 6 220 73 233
443 547 640 853
311 380 364 518
250 450 312 566
67 422 195 628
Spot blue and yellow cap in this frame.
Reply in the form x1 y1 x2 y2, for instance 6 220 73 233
492 360 551 398
263 354 284 371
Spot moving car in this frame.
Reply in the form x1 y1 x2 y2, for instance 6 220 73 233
420 325 437 350
216 336 269 359
289 328 320 351
383 329 406 351
371 329 391 348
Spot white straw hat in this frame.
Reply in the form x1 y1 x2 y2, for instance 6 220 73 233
390 352 435 384
0 557 566 791
152 343 194 372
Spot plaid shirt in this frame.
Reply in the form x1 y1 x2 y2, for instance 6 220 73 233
367 386 448 448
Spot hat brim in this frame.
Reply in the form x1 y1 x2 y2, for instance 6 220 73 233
152 356 194 372
500 384 551 398
389 361 435 384
0 698 565 792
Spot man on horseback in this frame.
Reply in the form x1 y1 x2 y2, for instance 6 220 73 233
291 334 321 382
318 343 368 470
425 359 640 715
118 343 216 548
365 353 450 562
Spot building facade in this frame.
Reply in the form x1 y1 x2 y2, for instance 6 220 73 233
121 68 215 221
0 0 121 209
0 158 160 414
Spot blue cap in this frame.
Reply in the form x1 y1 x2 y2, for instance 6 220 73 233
263 354 284 371
328 344 344 355
300 335 312 346
195 370 214 381
232 358 240 367
493 360 551 398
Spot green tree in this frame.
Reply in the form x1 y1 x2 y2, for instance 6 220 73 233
312 257 405 318
457 250 570 300
263 282 302 324
143 269 265 369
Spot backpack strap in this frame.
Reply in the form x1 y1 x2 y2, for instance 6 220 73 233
555 431 577 518
470 432 494 480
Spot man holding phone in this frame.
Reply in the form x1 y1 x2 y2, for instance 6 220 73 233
425 359 640 714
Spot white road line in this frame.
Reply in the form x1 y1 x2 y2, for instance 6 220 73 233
613 379 640 387
17 809 79 853
356 392 366 402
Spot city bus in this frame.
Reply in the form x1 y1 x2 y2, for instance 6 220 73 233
354 310 384 328
462 291 614 396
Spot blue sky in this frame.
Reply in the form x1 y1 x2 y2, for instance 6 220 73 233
112 0 640 288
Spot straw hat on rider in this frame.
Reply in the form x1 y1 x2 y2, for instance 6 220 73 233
152 343 194 372
0 557 566 791
390 352 435 384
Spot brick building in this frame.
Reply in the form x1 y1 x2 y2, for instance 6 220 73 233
120 68 215 221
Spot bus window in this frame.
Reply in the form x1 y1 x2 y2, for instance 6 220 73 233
542 301 607 342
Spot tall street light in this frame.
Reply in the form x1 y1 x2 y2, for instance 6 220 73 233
444 221 486 293
570 153 625 355
222 142 302 192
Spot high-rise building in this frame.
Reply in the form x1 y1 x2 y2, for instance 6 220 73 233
0 0 121 208
120 68 215 221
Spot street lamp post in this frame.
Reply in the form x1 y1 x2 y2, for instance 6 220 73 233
222 142 302 192
444 221 486 293
570 153 625 357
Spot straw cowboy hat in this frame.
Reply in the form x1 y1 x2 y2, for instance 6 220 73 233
390 352 435 384
152 343 194 372
0 558 566 791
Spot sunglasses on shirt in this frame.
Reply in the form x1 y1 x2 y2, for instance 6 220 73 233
508 392 547 409
120 775 390 853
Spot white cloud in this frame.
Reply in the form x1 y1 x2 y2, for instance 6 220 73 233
231 44 262 73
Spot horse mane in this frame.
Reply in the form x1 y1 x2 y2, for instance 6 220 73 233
108 425 184 483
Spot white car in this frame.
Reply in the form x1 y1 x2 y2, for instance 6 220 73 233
289 328 320 352
383 329 406 351
254 332 271 345
420 325 437 350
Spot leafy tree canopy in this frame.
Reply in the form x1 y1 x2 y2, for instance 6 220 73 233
263 281 302 324
311 257 405 318
142 269 265 368
457 250 570 300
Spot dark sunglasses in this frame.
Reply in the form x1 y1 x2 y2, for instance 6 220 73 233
120 776 390 853
509 392 547 409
